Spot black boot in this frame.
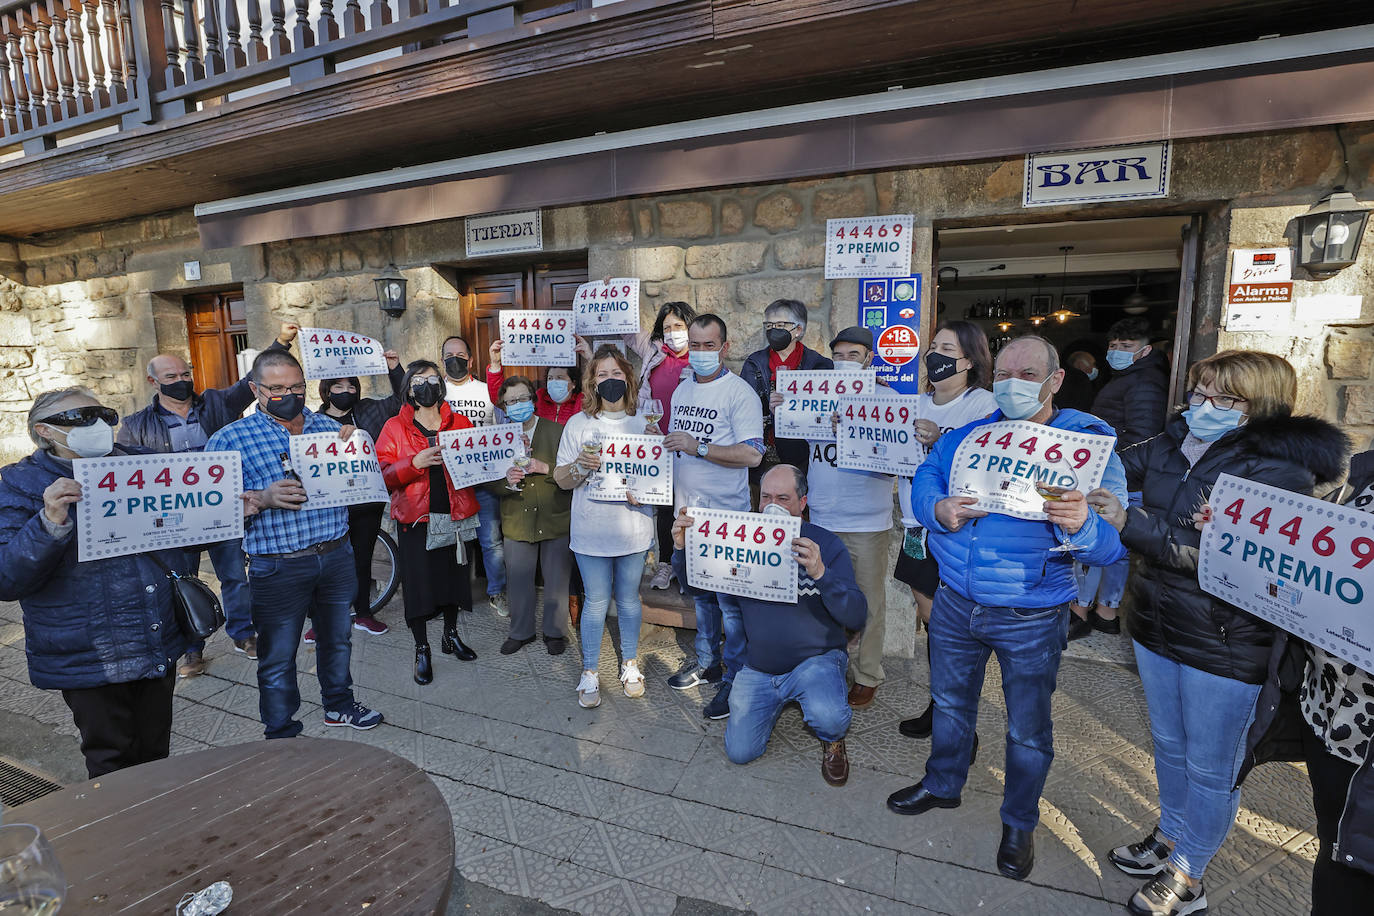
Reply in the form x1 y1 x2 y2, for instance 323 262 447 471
414 645 433 685
442 627 477 661
899 700 934 738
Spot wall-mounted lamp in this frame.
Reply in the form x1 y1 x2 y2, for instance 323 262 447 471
375 265 408 316
1297 188 1370 278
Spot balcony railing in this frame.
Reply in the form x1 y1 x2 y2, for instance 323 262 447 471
0 0 617 156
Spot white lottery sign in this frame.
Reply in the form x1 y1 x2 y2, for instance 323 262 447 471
573 279 640 336
835 392 924 475
948 420 1115 520
775 369 878 442
824 215 915 278
1200 474 1374 671
585 434 673 506
299 328 389 381
439 422 525 490
74 452 243 561
686 507 803 603
500 310 576 367
289 430 387 510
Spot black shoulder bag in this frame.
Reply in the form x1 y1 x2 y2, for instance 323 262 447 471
150 552 226 641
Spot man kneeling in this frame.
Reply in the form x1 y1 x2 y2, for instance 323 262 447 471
672 465 867 785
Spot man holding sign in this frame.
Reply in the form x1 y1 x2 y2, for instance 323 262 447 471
671 466 867 786
887 336 1126 884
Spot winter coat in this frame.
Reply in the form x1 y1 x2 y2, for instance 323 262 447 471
484 368 583 425
1090 348 1170 450
740 344 833 482
376 403 480 525
118 339 290 453
1120 413 1349 685
318 363 405 442
0 447 191 690
1054 367 1097 413
910 408 1129 608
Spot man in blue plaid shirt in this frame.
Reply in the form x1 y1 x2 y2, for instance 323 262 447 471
207 349 384 738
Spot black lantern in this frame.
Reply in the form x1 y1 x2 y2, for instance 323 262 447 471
1297 189 1371 278
374 265 407 316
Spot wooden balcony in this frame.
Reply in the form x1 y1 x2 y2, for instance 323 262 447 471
0 0 1368 237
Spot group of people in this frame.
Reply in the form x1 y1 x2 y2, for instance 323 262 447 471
0 297 1369 916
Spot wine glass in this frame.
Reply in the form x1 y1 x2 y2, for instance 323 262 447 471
507 454 532 492
0 824 65 915
1034 457 1087 553
639 398 663 435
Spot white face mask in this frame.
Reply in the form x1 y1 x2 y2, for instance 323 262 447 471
832 360 864 372
52 421 115 458
664 329 689 352
761 502 792 517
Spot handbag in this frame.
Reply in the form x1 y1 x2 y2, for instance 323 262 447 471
152 553 225 641
426 513 459 550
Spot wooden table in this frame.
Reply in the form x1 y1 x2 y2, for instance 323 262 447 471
14 738 453 915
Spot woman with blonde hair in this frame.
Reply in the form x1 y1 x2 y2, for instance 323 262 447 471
1089 349 1348 916
554 345 656 709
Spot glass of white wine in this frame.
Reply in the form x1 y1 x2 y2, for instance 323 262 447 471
0 824 65 915
639 398 663 435
508 453 532 492
1035 457 1087 553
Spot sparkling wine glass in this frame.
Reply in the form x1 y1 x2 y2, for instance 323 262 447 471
1035 457 1087 553
0 824 65 915
639 398 663 435
507 454 532 492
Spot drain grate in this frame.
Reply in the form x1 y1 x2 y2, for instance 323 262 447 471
0 757 63 809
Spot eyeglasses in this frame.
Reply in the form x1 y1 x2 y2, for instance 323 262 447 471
260 384 307 397
762 321 799 331
39 406 119 427
1186 390 1247 412
503 396 534 407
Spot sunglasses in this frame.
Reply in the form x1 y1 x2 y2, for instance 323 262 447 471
409 377 443 389
39 406 119 428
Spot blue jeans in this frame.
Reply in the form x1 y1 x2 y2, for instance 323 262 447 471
693 591 746 683
1074 556 1130 609
1133 641 1262 880
474 488 506 596
191 537 253 652
725 649 851 763
248 544 356 739
575 551 647 671
924 585 1070 832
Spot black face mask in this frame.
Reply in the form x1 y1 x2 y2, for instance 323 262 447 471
409 384 442 408
263 393 305 421
328 391 360 412
596 378 628 404
925 351 962 383
444 356 469 379
766 328 794 352
159 380 194 402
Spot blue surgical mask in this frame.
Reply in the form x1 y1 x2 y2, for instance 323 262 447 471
506 400 535 423
1106 349 1137 372
1182 401 1244 442
1086 368 1099 381
993 376 1048 420
546 379 570 403
688 351 721 377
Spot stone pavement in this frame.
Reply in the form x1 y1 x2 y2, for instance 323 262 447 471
0 594 1318 916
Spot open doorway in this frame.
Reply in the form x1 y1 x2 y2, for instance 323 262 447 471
934 215 1200 404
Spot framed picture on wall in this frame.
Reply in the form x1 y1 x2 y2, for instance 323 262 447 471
1061 294 1089 311
1029 294 1053 316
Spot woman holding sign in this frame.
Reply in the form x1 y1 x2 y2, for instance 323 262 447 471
1089 350 1348 916
554 346 655 709
377 362 481 685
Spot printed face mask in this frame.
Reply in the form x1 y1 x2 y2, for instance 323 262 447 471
263 392 305 421
993 375 1049 420
925 351 961 383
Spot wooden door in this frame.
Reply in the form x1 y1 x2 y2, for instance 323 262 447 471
185 292 247 391
457 262 588 384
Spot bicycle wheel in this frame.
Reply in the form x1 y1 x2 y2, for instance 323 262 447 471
368 530 400 615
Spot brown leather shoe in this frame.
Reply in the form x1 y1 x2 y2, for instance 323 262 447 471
848 683 876 708
822 739 849 786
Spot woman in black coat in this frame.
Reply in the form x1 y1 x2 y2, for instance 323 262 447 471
1088 350 1348 916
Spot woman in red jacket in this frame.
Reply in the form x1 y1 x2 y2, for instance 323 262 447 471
487 339 583 423
377 360 481 684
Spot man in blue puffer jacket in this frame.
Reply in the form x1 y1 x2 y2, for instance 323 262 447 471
885 336 1128 883
0 387 194 778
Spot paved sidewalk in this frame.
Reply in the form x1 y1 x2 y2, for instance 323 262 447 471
0 595 1316 916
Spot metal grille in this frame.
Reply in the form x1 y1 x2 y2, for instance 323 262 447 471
0 758 62 809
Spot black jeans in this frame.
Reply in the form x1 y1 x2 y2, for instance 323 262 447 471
1303 724 1374 915
61 673 176 778
347 503 386 616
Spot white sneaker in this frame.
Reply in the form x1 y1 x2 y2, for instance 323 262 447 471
649 562 675 590
577 671 601 708
620 660 646 698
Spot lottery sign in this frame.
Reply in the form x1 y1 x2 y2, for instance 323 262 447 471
299 327 389 381
288 430 388 510
824 215 915 279
74 452 244 561
835 393 924 475
1200 474 1374 671
685 507 803 603
948 420 1115 521
500 310 576 367
573 279 641 336
585 434 673 505
439 422 525 490
774 369 877 442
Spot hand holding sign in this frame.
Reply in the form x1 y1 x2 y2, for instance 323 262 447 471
44 477 81 526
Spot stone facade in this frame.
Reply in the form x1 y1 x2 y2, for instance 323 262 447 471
2 122 1372 659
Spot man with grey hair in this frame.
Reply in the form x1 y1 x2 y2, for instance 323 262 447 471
118 322 297 677
887 335 1128 882
740 298 833 488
